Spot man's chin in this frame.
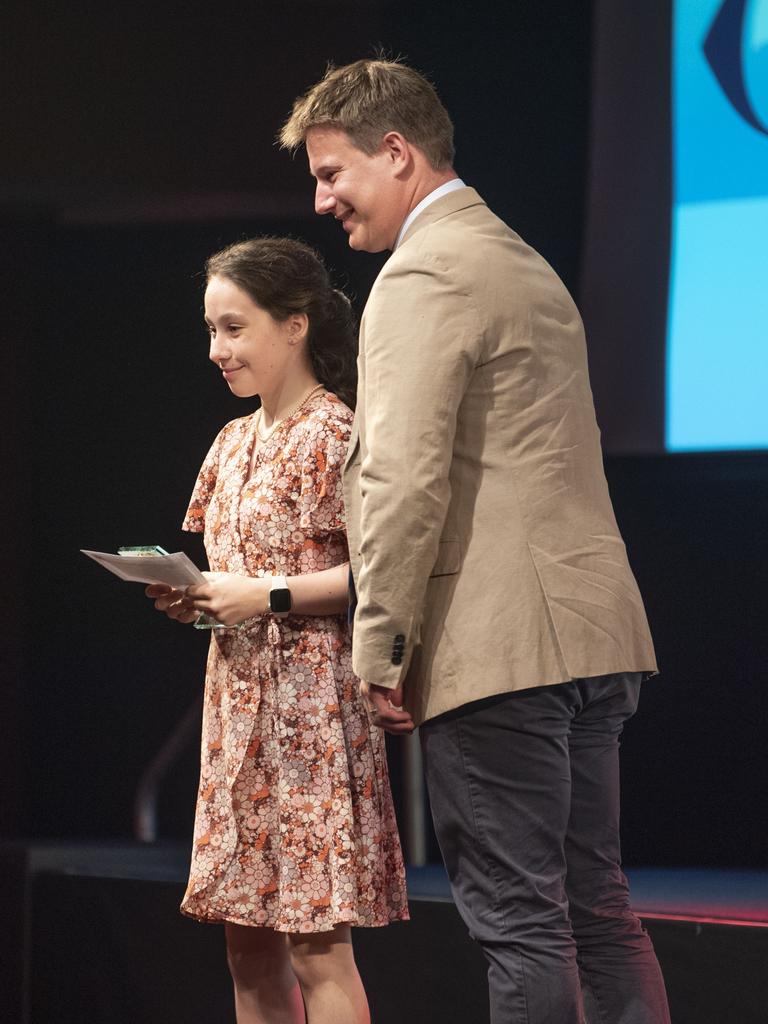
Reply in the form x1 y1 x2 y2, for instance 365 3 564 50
347 231 389 254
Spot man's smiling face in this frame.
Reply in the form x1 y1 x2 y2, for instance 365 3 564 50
306 125 409 253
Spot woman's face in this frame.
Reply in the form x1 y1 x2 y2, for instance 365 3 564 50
204 274 300 399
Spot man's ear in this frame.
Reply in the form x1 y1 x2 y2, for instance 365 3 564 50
381 131 411 171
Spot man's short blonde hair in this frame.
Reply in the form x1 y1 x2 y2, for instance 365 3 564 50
280 58 455 170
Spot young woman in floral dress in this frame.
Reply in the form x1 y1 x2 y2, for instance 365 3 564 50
147 238 408 1024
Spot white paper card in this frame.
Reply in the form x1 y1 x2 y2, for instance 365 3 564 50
81 549 206 589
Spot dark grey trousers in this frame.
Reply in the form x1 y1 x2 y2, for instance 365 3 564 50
420 673 671 1024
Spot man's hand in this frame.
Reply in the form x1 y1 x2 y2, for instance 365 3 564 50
360 680 415 734
145 583 198 624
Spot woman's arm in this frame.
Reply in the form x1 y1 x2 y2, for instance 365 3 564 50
146 563 351 626
281 562 351 616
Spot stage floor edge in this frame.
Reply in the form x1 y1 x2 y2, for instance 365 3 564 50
2 841 767 1024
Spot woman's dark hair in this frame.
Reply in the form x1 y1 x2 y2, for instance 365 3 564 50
205 237 357 410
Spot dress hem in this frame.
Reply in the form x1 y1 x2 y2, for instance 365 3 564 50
180 904 411 933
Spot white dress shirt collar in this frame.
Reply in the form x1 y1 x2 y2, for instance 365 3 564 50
393 177 466 250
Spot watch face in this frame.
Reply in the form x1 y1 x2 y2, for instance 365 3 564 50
270 587 292 614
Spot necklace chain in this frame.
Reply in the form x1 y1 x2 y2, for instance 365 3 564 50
256 383 325 442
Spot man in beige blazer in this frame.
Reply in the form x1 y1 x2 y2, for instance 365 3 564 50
282 59 670 1024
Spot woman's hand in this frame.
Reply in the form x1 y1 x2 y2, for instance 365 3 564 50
145 583 198 624
185 572 269 626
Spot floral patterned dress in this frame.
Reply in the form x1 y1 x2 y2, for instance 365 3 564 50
180 391 409 932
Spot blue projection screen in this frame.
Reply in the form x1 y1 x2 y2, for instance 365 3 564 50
667 0 768 451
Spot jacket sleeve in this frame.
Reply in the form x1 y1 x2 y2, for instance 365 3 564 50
351 248 482 688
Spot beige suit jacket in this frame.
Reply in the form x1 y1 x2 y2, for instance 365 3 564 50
343 187 656 725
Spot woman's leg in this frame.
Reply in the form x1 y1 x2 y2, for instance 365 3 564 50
288 924 370 1024
225 922 306 1024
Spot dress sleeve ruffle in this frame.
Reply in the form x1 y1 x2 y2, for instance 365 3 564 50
298 411 352 535
182 429 225 533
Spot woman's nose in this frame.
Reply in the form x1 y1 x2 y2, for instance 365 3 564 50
209 336 229 364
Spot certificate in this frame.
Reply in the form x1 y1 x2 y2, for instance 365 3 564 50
81 547 232 630
81 548 206 589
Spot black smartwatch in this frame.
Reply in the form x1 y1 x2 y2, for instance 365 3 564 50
268 575 292 618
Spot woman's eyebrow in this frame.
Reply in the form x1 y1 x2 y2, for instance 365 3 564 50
206 311 246 322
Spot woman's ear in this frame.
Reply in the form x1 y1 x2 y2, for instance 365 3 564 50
287 313 309 345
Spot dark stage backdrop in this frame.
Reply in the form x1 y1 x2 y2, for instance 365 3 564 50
2 1 766 868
